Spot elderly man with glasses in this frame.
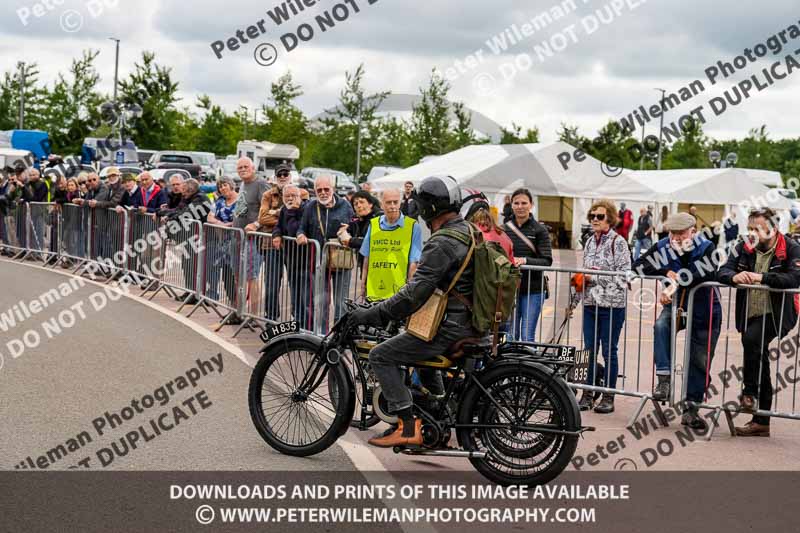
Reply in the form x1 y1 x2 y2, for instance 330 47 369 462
297 174 355 330
632 212 723 430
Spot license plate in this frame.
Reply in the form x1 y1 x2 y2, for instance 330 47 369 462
549 345 576 363
260 321 298 343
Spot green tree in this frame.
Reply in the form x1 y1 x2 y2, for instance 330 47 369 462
0 62 48 131
408 71 452 160
261 71 311 166
313 64 388 178
500 122 540 144
41 50 104 155
117 51 181 149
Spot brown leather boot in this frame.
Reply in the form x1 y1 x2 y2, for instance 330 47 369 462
735 421 770 437
368 419 423 448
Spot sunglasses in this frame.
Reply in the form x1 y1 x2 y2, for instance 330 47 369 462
276 171 289 177
88 178 99 183
316 187 332 193
589 213 606 221
78 181 87 185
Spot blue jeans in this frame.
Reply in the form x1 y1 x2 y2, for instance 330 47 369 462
513 292 544 342
633 237 651 261
653 303 721 402
583 306 625 390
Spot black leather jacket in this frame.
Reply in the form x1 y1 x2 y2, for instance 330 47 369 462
375 215 475 325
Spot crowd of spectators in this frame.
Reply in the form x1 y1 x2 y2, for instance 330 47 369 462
5 163 800 438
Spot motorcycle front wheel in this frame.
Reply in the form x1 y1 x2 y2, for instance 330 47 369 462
249 338 355 457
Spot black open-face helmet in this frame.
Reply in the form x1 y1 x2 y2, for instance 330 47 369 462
416 175 462 228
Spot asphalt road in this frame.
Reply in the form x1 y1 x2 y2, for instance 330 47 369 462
0 260 357 472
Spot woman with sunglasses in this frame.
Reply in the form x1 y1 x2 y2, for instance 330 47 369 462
576 199 631 414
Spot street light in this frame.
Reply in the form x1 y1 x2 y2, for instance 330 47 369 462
708 150 721 168
654 88 666 170
726 152 738 168
109 37 120 107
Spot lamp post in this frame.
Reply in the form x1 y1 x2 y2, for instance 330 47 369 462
355 98 363 182
708 150 721 168
17 62 25 129
654 88 666 170
109 38 120 107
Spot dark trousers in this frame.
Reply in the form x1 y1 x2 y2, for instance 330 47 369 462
285 253 313 331
262 248 283 321
369 313 475 413
654 303 722 403
741 314 780 425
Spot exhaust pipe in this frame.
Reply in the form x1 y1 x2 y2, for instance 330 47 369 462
398 449 487 459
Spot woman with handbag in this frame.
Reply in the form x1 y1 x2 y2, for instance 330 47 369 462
576 199 631 414
503 188 552 342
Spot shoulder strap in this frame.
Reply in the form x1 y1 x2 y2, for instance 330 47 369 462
445 228 475 295
507 220 537 255
316 202 326 237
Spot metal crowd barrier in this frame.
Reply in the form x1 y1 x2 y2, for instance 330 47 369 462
150 218 204 312
522 265 676 428
318 241 360 335
26 202 58 264
189 223 244 329
125 211 164 291
0 203 28 257
56 203 90 270
683 281 800 438
86 208 128 277
235 232 320 337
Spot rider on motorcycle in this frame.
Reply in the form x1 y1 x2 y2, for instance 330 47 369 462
346 176 479 448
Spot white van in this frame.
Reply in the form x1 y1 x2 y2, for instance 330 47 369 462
236 140 300 180
0 148 35 170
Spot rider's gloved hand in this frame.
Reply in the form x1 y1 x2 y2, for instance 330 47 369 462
346 305 384 331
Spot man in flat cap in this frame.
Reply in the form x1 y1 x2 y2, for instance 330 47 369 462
632 211 722 430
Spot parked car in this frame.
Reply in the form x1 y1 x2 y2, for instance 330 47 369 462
150 151 203 180
300 167 355 196
190 151 221 180
365 165 403 183
149 168 192 189
100 165 142 180
137 149 157 166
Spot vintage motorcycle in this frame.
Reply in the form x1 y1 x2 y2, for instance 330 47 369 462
248 301 591 486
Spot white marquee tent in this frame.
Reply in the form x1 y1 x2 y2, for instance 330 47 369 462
372 143 791 248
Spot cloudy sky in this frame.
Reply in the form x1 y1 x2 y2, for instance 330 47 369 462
2 0 799 144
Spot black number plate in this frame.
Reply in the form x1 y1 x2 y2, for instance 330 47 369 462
260 321 298 343
567 349 591 383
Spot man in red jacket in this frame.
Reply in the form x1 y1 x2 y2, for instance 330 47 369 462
616 202 634 241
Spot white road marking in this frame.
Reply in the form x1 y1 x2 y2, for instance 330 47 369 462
2 259 441 532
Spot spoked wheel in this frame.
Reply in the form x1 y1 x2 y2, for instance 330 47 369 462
457 363 580 486
349 358 381 429
249 339 355 456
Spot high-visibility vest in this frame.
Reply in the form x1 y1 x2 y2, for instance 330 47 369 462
366 216 417 301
